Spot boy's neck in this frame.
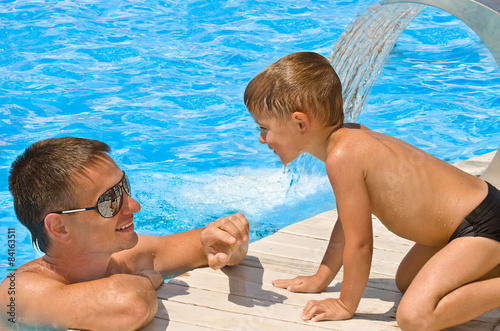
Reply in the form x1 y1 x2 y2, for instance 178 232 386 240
307 123 343 162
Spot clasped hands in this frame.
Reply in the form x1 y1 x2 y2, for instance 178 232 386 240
200 213 250 270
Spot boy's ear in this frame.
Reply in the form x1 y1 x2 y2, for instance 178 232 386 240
292 111 310 135
43 214 72 245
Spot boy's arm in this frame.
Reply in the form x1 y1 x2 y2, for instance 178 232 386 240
315 217 346 288
0 270 163 330
335 182 373 316
117 213 250 278
301 143 374 321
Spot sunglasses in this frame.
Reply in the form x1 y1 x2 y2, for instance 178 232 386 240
40 171 131 226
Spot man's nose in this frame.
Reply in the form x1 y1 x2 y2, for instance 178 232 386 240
123 193 141 214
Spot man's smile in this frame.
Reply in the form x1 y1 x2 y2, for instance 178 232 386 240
116 220 134 231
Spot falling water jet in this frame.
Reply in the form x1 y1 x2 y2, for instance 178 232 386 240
329 3 426 123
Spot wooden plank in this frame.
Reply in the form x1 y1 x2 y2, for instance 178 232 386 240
258 231 408 264
140 318 219 331
157 283 401 330
239 253 401 293
249 240 404 276
239 252 321 276
280 214 414 254
165 266 401 313
155 299 334 330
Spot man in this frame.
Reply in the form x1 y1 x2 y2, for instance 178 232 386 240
1 137 249 330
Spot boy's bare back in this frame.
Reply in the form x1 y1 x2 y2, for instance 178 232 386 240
330 124 487 246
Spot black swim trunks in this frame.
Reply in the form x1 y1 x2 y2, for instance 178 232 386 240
448 182 500 243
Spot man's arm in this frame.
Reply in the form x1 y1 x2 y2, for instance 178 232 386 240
0 269 163 330
113 213 250 278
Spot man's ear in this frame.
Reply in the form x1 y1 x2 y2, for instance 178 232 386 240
292 111 310 135
43 214 72 244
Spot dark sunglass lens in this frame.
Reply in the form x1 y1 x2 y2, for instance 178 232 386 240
97 185 122 218
122 173 131 196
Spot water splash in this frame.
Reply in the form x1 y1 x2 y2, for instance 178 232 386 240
329 3 427 122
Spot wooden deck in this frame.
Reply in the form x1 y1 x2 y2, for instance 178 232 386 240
142 152 500 331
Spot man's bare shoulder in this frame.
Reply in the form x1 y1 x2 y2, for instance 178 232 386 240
1 258 66 288
0 257 66 323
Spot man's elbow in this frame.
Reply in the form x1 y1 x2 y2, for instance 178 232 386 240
116 290 158 329
111 277 159 329
129 296 158 329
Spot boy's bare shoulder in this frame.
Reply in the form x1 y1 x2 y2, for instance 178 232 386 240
324 124 380 181
325 123 415 178
327 124 376 160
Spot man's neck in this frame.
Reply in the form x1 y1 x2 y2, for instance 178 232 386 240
41 250 112 284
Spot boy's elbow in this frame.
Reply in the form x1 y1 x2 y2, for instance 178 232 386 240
347 240 373 255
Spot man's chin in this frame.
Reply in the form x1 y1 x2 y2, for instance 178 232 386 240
119 232 139 251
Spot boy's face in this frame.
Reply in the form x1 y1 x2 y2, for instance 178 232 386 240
251 112 305 165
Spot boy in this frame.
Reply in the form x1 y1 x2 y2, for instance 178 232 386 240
1 137 249 330
244 51 500 330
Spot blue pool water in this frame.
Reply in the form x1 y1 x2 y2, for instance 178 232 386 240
0 0 499 279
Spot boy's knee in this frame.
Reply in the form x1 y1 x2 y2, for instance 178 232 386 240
397 308 426 331
396 299 434 331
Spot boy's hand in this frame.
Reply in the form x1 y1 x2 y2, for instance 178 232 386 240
300 298 353 321
272 275 327 293
200 213 250 270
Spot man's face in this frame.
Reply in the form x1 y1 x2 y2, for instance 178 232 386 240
67 156 140 255
251 113 305 165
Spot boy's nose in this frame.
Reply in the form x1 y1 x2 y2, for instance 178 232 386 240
259 135 266 144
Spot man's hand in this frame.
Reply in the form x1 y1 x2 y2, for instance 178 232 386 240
300 297 353 322
132 270 164 289
200 213 250 269
272 274 327 293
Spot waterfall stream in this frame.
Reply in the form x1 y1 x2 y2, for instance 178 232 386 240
329 3 427 122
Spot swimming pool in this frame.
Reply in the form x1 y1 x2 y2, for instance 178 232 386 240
1 0 499 279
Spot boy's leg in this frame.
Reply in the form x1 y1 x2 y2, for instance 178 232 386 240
396 237 500 331
395 243 444 292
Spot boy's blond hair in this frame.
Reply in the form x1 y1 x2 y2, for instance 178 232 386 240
244 52 344 128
